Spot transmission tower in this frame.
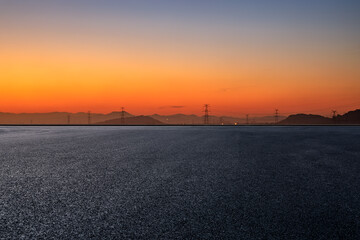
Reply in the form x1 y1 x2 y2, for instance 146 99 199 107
121 107 125 125
332 110 337 118
88 111 91 125
332 110 337 124
274 109 279 124
67 114 71 125
204 104 210 125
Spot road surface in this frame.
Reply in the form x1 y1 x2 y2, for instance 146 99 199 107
0 126 359 239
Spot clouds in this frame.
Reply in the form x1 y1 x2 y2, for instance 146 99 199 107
159 106 185 109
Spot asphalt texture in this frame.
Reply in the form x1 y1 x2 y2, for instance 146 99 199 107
0 126 359 239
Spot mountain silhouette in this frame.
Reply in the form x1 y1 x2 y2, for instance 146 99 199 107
96 116 164 125
280 114 333 125
0 109 358 125
0 111 133 124
150 114 286 125
336 109 360 124
280 109 360 125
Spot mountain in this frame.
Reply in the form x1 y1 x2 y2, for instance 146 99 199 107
0 111 287 125
150 114 203 125
1 109 358 125
96 116 164 125
248 115 286 124
280 110 360 125
337 109 360 124
149 114 286 125
280 114 333 125
0 111 133 124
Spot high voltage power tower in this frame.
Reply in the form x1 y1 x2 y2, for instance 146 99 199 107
121 107 125 125
332 110 337 124
67 114 71 125
204 104 210 125
332 110 337 118
274 109 279 124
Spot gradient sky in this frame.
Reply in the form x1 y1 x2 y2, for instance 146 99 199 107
1 0 359 116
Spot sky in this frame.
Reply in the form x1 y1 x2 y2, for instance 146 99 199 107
1 0 359 116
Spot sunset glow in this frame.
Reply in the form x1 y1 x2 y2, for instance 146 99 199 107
1 0 359 116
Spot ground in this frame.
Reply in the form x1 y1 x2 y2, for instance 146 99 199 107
0 126 359 239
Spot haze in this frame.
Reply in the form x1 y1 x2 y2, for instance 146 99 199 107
1 0 359 116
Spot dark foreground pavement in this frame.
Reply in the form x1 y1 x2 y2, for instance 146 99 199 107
0 126 359 239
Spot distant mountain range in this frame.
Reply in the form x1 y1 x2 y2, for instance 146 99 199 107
0 111 285 125
0 111 134 124
280 114 332 125
149 114 286 125
279 109 360 125
97 116 164 125
0 109 359 125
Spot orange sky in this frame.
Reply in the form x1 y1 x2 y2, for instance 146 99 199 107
1 1 359 117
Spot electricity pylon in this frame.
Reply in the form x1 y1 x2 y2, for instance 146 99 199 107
274 109 279 124
332 110 337 124
204 104 210 125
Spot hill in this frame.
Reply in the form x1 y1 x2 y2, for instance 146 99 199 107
280 114 333 125
96 116 164 125
150 114 286 125
337 109 360 124
0 111 133 124
1 109 358 125
280 110 360 125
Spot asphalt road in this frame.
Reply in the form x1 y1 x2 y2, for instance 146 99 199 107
0 126 359 239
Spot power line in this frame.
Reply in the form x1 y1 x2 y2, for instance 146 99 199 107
216 100 360 117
